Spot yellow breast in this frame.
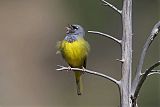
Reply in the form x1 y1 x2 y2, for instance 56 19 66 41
59 38 89 67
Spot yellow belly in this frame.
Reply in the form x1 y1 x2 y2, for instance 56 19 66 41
60 38 89 67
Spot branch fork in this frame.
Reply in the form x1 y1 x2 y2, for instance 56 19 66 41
131 21 160 106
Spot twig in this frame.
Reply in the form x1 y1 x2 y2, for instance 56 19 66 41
133 61 160 100
116 59 125 63
56 65 120 86
148 72 160 76
101 0 122 14
141 69 160 75
88 31 122 44
141 70 160 75
148 70 160 76
132 21 160 93
150 70 160 72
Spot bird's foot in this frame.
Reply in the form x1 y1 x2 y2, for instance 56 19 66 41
81 66 85 74
67 66 72 72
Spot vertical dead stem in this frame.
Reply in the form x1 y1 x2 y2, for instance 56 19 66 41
120 0 132 107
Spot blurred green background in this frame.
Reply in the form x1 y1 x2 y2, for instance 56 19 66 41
0 0 159 107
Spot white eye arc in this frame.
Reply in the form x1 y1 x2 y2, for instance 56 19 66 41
74 27 78 30
75 26 78 29
71 25 78 30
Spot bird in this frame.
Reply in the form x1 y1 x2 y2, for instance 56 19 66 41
57 24 90 95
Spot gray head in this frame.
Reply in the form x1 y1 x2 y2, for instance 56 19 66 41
66 24 85 37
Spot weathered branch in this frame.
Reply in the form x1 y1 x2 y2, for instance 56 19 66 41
132 21 160 94
119 0 133 106
133 61 160 100
101 0 122 14
56 65 120 86
88 31 122 44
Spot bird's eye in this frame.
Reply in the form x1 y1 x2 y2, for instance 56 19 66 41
71 25 78 30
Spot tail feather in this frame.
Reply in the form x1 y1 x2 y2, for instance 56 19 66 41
75 72 82 95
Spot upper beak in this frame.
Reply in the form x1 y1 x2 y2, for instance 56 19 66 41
66 24 73 34
66 26 71 31
65 26 71 34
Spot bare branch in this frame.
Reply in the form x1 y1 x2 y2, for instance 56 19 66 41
101 0 122 14
133 61 160 99
148 72 160 76
136 21 160 75
132 21 160 93
120 0 132 106
56 65 120 86
141 70 160 75
88 31 122 44
148 70 160 76
150 69 160 72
